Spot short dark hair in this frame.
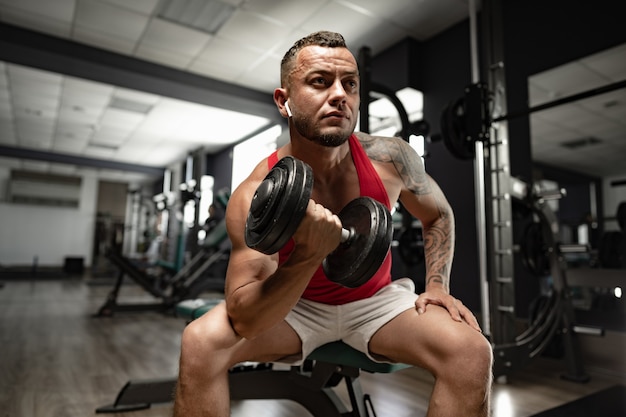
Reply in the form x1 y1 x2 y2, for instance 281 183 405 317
280 31 347 87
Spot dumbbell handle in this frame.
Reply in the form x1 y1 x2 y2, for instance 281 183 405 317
340 227 355 244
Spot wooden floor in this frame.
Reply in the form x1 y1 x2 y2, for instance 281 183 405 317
0 278 624 417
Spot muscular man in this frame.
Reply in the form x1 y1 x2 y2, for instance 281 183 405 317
174 31 492 417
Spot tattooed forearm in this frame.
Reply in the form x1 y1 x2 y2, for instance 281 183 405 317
357 132 431 195
423 203 454 292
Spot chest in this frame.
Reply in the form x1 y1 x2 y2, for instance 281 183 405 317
309 161 398 214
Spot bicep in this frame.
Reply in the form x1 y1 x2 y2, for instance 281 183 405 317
400 176 453 229
223 185 278 298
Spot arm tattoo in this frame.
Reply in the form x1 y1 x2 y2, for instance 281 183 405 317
423 208 453 291
358 133 431 195
358 133 454 292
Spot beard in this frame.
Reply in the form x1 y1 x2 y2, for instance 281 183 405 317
292 114 352 147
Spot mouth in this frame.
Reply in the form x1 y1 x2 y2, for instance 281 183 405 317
323 111 348 120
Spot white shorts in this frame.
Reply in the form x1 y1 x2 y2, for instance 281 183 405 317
283 278 418 365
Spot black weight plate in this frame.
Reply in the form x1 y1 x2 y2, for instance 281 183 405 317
323 197 393 288
520 221 551 277
245 156 313 254
441 98 475 160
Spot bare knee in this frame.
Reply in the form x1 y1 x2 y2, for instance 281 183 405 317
434 328 493 390
179 305 241 374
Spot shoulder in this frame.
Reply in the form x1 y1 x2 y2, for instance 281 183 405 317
354 131 419 163
354 131 414 160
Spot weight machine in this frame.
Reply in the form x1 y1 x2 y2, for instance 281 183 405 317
436 0 618 381
94 217 230 317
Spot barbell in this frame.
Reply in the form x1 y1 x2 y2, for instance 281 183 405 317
244 156 393 288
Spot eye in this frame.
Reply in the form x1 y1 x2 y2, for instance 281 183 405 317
313 77 326 85
345 80 359 91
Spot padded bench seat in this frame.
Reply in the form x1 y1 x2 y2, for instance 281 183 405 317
176 298 411 374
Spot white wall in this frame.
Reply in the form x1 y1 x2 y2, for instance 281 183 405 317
0 173 98 267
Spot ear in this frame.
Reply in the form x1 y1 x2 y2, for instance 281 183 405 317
273 88 289 119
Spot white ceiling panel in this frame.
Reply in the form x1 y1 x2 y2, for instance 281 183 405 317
52 137 89 153
387 0 469 40
236 54 281 93
301 3 381 47
241 0 327 28
74 0 150 42
139 18 212 57
0 0 74 37
142 141 188 166
21 160 50 172
58 106 102 125
581 43 626 82
100 0 161 15
0 0 75 22
529 63 611 106
91 127 130 146
72 25 138 55
62 77 115 98
0 156 21 168
83 145 117 159
99 108 145 130
135 44 197 69
218 9 288 51
48 163 78 176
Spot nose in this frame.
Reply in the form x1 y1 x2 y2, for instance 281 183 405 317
328 79 347 105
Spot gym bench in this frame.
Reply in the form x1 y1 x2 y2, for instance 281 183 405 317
96 298 411 416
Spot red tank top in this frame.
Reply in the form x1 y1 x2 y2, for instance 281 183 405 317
267 134 392 305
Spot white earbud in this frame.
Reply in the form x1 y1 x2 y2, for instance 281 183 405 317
285 100 293 118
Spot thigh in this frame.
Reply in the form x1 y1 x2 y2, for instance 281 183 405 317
368 304 483 372
190 301 303 365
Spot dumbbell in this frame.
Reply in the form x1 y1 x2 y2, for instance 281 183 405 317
245 156 393 288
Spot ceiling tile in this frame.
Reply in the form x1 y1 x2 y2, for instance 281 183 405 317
91 126 131 146
0 0 75 22
0 156 21 168
190 36 264 80
55 123 96 143
21 160 51 172
382 0 468 40
142 141 188 166
581 42 626 82
97 0 161 15
236 54 281 93
84 146 117 159
72 25 137 55
529 62 610 105
134 43 196 69
0 124 16 145
218 9 288 51
99 108 145 130
241 0 326 27
53 136 89 154
138 18 211 57
58 105 102 125
115 141 156 164
62 77 115 97
300 2 382 48
74 0 150 43
0 6 72 37
48 163 78 176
